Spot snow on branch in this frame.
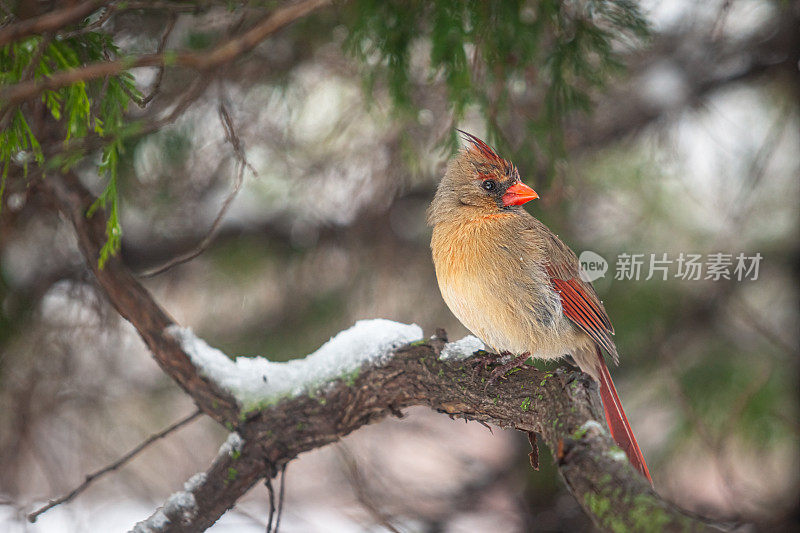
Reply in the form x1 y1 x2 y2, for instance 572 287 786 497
168 320 423 411
439 335 486 360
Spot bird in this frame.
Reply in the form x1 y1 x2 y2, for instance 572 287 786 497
428 130 651 482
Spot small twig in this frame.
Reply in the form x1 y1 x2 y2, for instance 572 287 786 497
527 431 540 470
135 12 177 108
275 464 287 533
143 73 212 132
264 463 287 533
60 2 118 39
265 474 276 533
139 98 251 277
27 409 202 523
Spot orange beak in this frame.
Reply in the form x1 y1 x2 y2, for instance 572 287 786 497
502 182 538 207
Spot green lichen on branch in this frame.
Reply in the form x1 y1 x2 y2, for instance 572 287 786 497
572 425 589 440
521 396 531 411
584 487 699 532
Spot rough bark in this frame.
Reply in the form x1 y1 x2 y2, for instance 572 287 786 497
42 173 708 532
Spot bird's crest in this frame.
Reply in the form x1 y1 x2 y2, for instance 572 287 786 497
457 129 518 179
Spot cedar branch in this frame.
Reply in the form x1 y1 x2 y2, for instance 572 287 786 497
0 0 331 108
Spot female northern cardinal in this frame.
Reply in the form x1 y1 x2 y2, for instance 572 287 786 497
428 131 651 482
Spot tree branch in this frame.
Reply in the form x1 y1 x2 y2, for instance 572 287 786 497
40 173 709 532
0 0 331 108
0 0 111 46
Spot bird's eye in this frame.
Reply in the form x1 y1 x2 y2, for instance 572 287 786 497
482 180 497 192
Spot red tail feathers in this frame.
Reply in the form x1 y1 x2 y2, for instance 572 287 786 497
595 349 652 483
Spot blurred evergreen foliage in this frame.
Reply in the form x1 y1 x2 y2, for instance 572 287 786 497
343 0 647 164
0 0 647 267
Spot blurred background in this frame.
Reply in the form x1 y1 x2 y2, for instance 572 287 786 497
0 0 798 531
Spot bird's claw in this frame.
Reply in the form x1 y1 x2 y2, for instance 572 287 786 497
484 352 532 389
469 350 512 373
470 351 532 391
469 351 494 372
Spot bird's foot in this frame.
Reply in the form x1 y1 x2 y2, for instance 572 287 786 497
470 350 513 373
485 352 532 388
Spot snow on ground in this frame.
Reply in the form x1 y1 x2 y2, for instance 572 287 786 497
439 335 485 361
167 319 423 411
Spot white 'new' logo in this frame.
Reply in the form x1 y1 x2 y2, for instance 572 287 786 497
578 250 608 283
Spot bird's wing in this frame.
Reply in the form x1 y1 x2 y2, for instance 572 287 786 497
524 218 618 362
